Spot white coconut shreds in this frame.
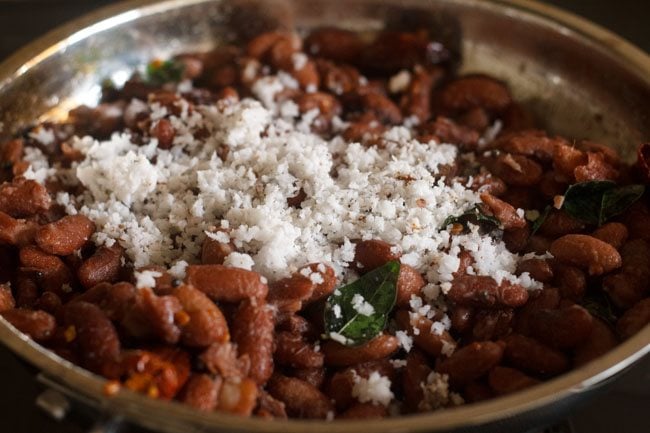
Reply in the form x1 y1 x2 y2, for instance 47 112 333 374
28 70 546 295
352 371 395 407
419 372 464 411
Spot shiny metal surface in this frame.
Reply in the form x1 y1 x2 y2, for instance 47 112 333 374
0 0 649 432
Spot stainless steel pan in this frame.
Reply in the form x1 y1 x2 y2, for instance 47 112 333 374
0 1 649 432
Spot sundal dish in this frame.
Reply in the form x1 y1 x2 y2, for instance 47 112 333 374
0 26 649 419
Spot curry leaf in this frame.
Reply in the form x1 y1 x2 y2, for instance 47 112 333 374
581 292 618 327
441 204 500 233
145 59 184 85
600 184 645 224
562 180 645 226
562 181 615 225
323 260 400 346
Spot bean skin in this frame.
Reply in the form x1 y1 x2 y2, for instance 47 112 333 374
448 275 529 308
63 302 120 375
77 245 123 289
503 334 569 377
231 299 274 385
173 284 230 348
616 298 650 340
529 304 593 349
1 309 56 341
186 265 268 302
488 366 539 395
35 215 95 256
436 341 503 385
322 333 399 367
354 239 401 272
268 374 334 419
550 234 622 276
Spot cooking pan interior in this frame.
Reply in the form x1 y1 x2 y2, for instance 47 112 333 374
0 0 649 432
1 0 649 158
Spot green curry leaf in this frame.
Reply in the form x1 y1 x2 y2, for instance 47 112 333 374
323 260 400 346
581 292 618 327
562 181 645 226
441 204 500 233
145 59 185 85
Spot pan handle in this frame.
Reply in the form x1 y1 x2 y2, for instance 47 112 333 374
35 372 127 433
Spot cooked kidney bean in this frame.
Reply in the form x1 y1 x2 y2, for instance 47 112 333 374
0 284 15 312
327 359 396 410
402 350 432 412
173 284 230 347
292 367 326 389
274 331 323 369
488 366 539 395
73 281 135 321
186 265 268 302
354 239 401 272
199 341 245 379
201 231 237 265
437 75 512 114
14 275 39 308
528 304 593 349
420 116 480 149
516 258 553 283
77 245 123 289
395 309 455 357
1 309 55 341
35 215 95 256
63 301 120 375
0 211 38 246
450 305 474 333
301 263 336 303
616 298 650 340
503 334 569 377
603 239 650 308
514 287 560 335
179 374 221 411
19 245 72 293
361 31 446 74
482 153 543 187
448 275 529 308
268 272 314 314
268 374 333 419
491 130 558 161
472 309 513 341
591 222 628 250
551 263 586 301
463 381 494 403
573 318 618 366
436 341 503 385
550 234 622 276
34 291 63 316
4 25 650 420
396 264 426 307
323 333 399 367
232 299 274 385
480 192 526 229
537 210 585 238
574 151 619 182
121 287 182 344
400 67 442 122
305 28 364 64
0 177 51 218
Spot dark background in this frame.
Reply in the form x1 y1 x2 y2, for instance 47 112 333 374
0 1 649 433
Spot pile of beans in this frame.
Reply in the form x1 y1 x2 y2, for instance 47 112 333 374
0 27 649 419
